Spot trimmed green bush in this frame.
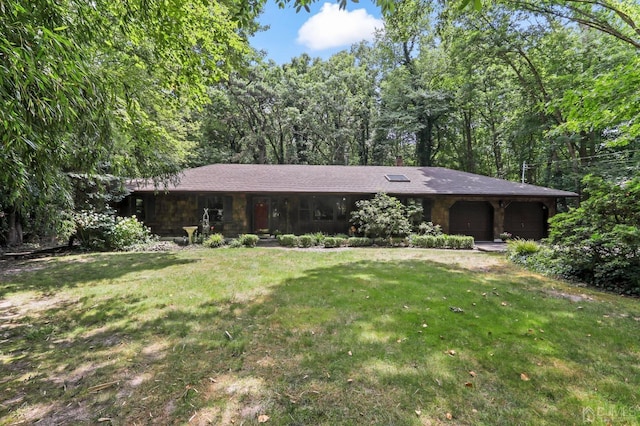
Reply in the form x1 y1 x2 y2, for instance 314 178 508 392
238 234 259 247
409 234 436 248
445 235 474 250
347 237 374 247
323 236 347 248
388 236 407 247
203 233 225 248
298 234 317 248
409 234 474 249
277 234 298 247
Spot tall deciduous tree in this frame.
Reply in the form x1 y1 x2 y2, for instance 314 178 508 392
1 0 259 244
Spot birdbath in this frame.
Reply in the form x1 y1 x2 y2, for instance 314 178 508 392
182 226 198 244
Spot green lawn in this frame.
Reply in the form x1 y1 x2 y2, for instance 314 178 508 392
1 247 639 425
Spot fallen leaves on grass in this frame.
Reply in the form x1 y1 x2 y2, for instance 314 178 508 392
258 414 270 423
520 373 530 381
446 349 456 356
469 371 477 377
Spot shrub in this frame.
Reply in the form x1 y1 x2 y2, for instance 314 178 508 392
277 234 298 247
238 234 259 247
323 236 346 248
311 232 325 245
506 239 540 258
433 235 446 249
350 193 412 239
544 175 640 294
409 234 474 249
388 236 407 247
444 235 474 250
298 234 317 248
228 238 243 248
417 221 443 236
409 234 436 248
203 233 225 248
347 237 374 247
74 210 151 251
110 216 152 250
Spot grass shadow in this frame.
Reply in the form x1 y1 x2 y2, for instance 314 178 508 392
1 252 638 425
0 251 196 296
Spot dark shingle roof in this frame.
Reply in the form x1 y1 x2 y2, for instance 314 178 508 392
131 164 577 198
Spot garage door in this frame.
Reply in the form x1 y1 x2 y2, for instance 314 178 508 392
504 202 546 240
449 201 494 241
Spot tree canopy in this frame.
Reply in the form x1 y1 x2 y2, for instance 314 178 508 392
1 0 261 243
2 0 639 245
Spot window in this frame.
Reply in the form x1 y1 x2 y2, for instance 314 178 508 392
313 198 334 221
308 196 348 221
198 196 227 222
134 197 145 219
336 197 347 221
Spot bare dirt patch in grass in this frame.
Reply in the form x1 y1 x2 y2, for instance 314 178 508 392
1 249 638 425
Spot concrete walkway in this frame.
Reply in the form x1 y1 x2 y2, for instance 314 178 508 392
474 242 508 252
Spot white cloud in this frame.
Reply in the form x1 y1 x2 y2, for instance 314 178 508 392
296 3 383 51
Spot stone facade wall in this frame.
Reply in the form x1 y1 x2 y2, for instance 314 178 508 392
122 192 560 241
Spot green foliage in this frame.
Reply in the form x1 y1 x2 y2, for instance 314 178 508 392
506 239 541 257
417 221 443 236
409 235 436 248
445 235 475 249
277 234 298 247
350 193 412 239
238 234 259 248
228 238 243 248
203 233 226 248
545 175 640 293
298 234 317 248
0 0 259 244
409 234 474 249
346 237 374 247
74 211 152 251
323 236 347 248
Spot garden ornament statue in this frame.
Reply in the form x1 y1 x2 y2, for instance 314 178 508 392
202 208 210 238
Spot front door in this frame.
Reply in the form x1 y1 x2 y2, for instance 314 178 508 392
253 199 269 232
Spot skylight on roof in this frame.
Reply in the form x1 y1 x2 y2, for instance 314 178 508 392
385 174 410 182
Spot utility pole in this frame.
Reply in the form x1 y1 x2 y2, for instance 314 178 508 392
521 161 526 183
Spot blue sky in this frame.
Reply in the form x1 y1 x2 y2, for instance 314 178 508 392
250 0 384 64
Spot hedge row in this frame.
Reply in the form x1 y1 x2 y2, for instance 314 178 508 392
276 233 474 249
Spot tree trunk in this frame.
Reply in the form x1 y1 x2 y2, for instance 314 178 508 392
463 109 475 173
416 119 433 166
7 209 23 246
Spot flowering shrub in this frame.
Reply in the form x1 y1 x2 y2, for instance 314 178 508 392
350 193 412 239
74 210 152 251
499 232 513 241
417 221 443 236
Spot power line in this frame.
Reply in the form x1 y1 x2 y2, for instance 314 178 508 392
523 148 640 169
